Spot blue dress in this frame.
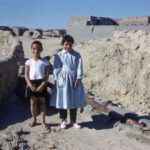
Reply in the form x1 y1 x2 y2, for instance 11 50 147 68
50 49 86 109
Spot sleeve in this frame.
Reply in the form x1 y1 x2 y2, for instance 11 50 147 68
44 60 50 66
44 59 53 75
25 59 30 66
76 54 83 80
49 64 53 75
53 54 62 80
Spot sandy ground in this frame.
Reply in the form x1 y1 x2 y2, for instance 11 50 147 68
0 94 150 150
1 36 150 150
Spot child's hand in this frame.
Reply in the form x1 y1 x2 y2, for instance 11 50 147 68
80 108 84 113
73 79 80 89
29 84 36 92
36 85 44 92
54 80 57 85
36 82 45 92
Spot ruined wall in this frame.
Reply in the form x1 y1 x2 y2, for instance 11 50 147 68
67 24 150 43
12 27 28 36
115 17 150 25
67 16 117 26
0 30 24 105
67 16 150 43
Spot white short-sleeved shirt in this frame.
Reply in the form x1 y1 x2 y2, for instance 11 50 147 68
25 58 50 80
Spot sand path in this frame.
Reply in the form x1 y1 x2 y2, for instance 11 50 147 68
0 94 150 150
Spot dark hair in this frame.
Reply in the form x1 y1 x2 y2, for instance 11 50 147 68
43 55 50 61
31 40 43 49
61 35 74 45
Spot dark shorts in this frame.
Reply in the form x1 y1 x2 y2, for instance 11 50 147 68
26 79 47 98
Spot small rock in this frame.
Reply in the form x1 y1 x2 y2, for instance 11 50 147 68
48 141 57 149
19 142 30 150
15 126 23 134
11 141 18 150
133 124 143 130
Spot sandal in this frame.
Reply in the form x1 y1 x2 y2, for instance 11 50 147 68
60 121 67 129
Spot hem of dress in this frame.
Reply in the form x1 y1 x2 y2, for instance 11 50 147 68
50 104 86 109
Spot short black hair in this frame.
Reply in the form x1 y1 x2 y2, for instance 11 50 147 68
61 35 74 45
31 40 43 48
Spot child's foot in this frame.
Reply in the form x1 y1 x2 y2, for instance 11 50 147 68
60 121 67 129
42 123 49 130
28 120 36 127
41 123 50 134
73 123 81 129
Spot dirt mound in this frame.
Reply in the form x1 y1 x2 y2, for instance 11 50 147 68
75 30 150 113
0 30 24 60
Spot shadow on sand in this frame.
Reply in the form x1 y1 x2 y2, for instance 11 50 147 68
0 94 57 130
81 114 115 130
81 111 150 130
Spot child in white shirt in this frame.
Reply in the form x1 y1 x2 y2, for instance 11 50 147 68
25 40 49 129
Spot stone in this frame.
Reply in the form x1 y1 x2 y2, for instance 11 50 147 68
0 30 23 105
15 126 23 134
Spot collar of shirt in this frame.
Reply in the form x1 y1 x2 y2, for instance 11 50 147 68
62 49 73 54
31 58 42 62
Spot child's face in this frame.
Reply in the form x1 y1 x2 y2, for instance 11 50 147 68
31 44 42 58
63 41 72 51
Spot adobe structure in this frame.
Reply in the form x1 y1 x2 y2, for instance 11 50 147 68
66 16 150 43
0 26 15 35
43 29 66 37
12 26 29 36
115 16 150 25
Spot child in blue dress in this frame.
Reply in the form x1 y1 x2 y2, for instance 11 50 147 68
50 35 86 129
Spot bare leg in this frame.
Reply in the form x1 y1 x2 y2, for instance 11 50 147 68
29 96 37 127
39 97 46 128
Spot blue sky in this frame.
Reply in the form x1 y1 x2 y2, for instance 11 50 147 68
0 0 150 29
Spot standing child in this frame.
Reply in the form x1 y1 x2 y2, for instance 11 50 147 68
50 35 86 129
25 40 49 129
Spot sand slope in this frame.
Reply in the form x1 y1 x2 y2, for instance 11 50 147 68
75 30 150 114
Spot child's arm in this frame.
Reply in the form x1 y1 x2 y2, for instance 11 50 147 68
74 54 83 88
53 54 62 85
36 65 49 92
76 54 83 80
25 65 36 92
73 79 81 89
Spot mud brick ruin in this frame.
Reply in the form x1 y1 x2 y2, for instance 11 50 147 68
67 16 150 42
